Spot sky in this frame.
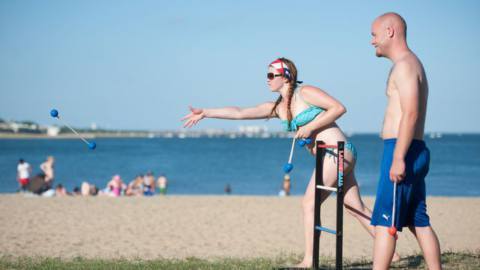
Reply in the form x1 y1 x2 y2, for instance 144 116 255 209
1 1 479 133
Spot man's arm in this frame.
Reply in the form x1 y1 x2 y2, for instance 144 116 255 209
390 61 420 182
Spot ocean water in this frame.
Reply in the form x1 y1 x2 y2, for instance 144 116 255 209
0 134 479 196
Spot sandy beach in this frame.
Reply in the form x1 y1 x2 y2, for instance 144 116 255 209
0 195 478 260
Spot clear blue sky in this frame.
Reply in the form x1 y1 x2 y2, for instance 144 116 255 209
1 1 479 132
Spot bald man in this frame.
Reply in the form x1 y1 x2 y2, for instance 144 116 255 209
370 13 441 270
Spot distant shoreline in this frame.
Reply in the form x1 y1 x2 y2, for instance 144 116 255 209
0 132 478 139
0 132 153 139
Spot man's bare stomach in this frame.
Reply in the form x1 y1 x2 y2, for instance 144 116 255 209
382 110 425 140
381 126 425 140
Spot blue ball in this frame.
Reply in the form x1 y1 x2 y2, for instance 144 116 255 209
297 140 306 147
305 138 312 145
88 142 96 150
50 109 59 118
283 163 293 173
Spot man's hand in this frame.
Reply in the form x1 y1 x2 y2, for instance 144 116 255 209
390 157 406 182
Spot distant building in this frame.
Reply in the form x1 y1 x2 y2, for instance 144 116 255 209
10 122 19 133
238 125 268 133
47 126 60 136
0 121 42 134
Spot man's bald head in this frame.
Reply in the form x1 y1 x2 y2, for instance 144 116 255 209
371 12 409 59
375 12 407 39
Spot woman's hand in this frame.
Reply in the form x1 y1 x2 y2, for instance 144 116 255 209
181 106 205 128
295 126 313 139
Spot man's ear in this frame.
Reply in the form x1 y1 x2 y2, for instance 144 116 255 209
387 26 394 38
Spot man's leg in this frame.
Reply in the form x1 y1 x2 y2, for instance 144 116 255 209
409 226 442 270
373 226 396 270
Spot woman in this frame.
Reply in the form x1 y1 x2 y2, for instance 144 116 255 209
182 58 398 267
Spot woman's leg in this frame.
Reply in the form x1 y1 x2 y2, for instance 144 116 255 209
296 155 339 267
343 171 375 236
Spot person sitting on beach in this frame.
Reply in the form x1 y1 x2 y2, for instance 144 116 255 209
55 184 68 196
182 57 399 267
157 174 168 195
86 184 99 196
81 181 99 196
81 181 91 196
111 175 126 196
125 175 144 196
40 156 55 186
17 158 32 192
143 171 156 196
25 173 49 195
101 175 126 197
72 186 81 196
224 183 231 195
279 174 291 197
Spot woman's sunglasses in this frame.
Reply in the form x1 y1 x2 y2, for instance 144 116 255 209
267 73 283 80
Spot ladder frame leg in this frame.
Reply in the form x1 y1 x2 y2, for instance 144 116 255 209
312 141 326 269
336 141 345 270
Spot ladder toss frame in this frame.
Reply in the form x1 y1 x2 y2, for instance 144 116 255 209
313 141 345 269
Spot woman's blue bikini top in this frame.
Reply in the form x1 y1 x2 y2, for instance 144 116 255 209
281 86 325 132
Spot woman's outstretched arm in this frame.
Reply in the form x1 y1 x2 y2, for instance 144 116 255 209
181 102 277 128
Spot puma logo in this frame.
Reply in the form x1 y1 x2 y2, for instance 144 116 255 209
382 214 390 221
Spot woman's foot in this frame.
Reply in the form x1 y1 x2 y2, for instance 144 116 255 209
294 253 399 267
294 258 312 268
392 252 401 262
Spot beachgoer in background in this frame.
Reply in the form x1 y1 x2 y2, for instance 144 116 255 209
40 156 55 186
143 171 155 196
101 175 126 197
224 183 231 195
81 182 90 196
80 182 99 196
90 185 99 196
55 184 68 196
157 174 168 195
25 174 48 195
126 175 144 196
279 174 291 196
17 158 32 192
73 186 81 196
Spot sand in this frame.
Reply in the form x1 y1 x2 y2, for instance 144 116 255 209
0 195 478 260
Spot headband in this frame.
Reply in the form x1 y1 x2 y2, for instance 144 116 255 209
269 59 303 84
270 59 292 80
